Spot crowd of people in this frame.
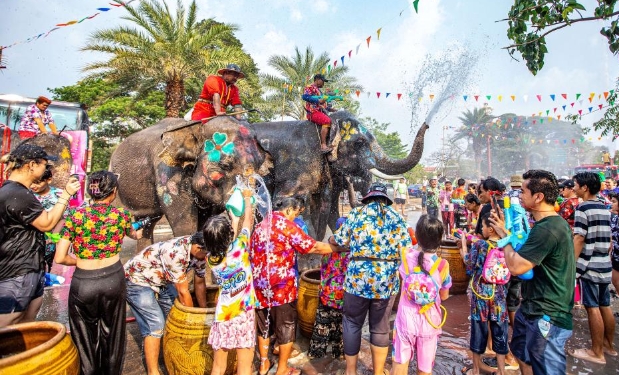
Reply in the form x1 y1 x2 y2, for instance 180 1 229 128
1 140 618 375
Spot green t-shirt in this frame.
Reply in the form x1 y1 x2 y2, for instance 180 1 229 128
517 215 575 330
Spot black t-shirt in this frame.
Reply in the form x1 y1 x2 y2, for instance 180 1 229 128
475 203 492 235
0 180 46 280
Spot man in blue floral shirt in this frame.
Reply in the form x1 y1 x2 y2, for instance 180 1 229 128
332 182 411 375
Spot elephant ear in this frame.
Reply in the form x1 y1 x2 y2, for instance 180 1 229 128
159 119 203 166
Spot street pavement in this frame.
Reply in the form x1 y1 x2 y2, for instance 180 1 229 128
36 202 619 374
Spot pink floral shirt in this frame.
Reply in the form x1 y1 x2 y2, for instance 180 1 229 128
319 252 350 309
124 235 206 294
19 104 54 133
249 212 316 308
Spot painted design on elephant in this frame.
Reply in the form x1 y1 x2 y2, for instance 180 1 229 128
204 132 235 163
340 121 357 141
60 147 71 160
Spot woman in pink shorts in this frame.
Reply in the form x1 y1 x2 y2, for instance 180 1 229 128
391 215 452 375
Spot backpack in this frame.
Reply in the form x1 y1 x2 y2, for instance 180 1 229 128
401 249 448 329
481 246 511 285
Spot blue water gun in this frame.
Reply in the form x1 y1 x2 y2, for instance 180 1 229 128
451 198 465 205
309 95 344 102
497 197 534 280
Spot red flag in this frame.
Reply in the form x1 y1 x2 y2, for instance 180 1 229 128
333 60 337 67
348 50 352 58
561 93 567 99
376 92 381 98
599 104 604 109
397 93 402 100
474 95 479 101
553 108 557 113
536 95 542 102
578 109 582 115
355 90 360 97
366 36 371 47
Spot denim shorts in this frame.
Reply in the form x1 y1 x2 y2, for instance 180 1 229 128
0 271 45 314
580 279 610 307
470 319 509 355
510 309 572 375
125 281 177 338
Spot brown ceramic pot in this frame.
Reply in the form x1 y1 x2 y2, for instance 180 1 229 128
0 321 79 375
163 298 236 375
297 268 321 339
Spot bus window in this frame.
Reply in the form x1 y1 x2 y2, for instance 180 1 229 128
48 106 80 131
7 103 28 130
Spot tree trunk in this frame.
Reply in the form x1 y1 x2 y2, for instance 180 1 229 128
165 78 185 118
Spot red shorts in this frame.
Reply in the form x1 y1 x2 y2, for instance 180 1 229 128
191 101 216 121
18 130 37 139
308 111 331 126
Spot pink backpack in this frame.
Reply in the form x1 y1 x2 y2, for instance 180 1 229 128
481 246 511 285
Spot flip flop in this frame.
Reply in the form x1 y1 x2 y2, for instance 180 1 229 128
569 348 606 364
604 347 618 357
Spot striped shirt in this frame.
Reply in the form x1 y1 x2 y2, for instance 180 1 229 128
573 200 612 283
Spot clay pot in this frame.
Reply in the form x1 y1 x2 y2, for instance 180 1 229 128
438 240 468 294
163 299 236 375
0 321 79 375
297 268 321 338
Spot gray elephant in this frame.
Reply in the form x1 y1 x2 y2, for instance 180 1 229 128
109 116 269 252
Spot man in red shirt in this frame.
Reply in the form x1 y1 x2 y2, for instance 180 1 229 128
191 64 245 122
559 179 580 229
302 74 336 153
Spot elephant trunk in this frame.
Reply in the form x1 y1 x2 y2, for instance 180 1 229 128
370 122 429 175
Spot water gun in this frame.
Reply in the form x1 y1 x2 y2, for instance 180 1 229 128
451 199 465 205
309 95 344 102
45 273 66 287
45 232 61 243
452 229 481 244
132 217 153 230
497 197 533 280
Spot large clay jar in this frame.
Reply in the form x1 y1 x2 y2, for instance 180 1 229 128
438 239 468 294
163 299 236 375
0 321 79 375
297 268 321 338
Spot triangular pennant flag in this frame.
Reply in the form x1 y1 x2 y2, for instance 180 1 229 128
599 104 604 110
397 93 402 100
579 99 584 105
327 65 331 73
588 107 593 113
367 92 371 98
356 44 360 55
538 112 542 116
546 110 549 115
553 108 557 113
341 56 345 65
366 36 371 47
463 95 468 101
576 93 581 100
430 94 435 101
333 60 338 67
377 28 382 40
558 115 561 120
533 120 536 124
589 92 595 98
386 93 391 98
413 0 420 13
550 94 556 101
376 92 381 98
562 105 566 111
344 89 350 94
588 97 593 103
578 109 582 115
355 90 360 97
536 94 542 102
523 95 528 102
510 95 515 101
604 91 609 100
561 93 567 99
497 95 503 102
540 119 544 124
474 95 479 101
570 102 575 107
486 95 491 101
348 50 352 58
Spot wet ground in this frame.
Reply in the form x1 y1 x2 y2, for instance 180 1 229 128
37 201 619 374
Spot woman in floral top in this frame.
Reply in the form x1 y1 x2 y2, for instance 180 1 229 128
18 96 58 138
249 195 342 375
55 171 141 375
333 182 411 375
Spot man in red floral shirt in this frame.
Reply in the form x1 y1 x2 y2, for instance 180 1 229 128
559 179 580 229
249 196 343 375
302 74 336 153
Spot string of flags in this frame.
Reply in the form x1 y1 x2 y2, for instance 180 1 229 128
1 1 137 50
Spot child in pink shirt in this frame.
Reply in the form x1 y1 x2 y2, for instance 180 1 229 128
391 214 452 375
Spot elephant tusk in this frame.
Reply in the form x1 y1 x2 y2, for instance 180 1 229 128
369 168 405 181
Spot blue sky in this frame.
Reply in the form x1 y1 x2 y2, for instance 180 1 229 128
2 0 618 156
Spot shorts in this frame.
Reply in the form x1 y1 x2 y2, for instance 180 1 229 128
342 292 395 355
208 309 256 351
470 319 509 355
611 248 619 272
580 279 610 307
308 111 331 126
506 278 522 312
391 325 438 372
427 206 439 219
0 271 45 314
256 301 297 345
394 198 406 205
125 281 177 338
510 309 572 375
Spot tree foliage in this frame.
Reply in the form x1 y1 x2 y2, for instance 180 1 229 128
81 0 257 117
260 46 363 120
361 117 408 159
505 0 619 75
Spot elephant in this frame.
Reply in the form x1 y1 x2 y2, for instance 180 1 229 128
110 111 428 252
109 116 269 253
0 132 73 187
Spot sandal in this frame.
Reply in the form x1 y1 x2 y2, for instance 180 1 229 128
569 348 606 364
604 347 618 357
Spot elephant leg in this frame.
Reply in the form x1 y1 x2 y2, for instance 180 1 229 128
136 219 157 253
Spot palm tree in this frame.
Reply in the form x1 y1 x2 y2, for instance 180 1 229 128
82 0 251 117
260 46 363 120
453 107 494 177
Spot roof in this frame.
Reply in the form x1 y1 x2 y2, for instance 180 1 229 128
0 94 82 108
